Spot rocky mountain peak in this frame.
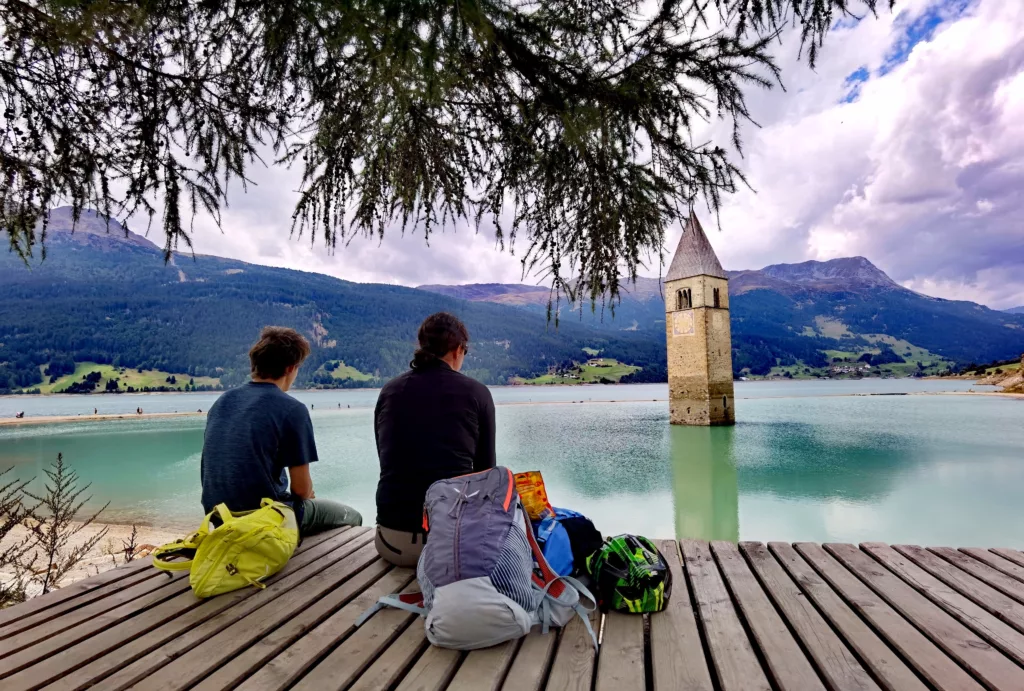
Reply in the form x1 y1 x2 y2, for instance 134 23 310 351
759 256 899 289
43 207 159 251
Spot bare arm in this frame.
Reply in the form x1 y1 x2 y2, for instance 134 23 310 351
288 464 315 500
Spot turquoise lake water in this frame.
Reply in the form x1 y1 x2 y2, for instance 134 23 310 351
2 380 1022 547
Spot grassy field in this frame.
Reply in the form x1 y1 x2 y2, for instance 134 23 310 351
974 361 1022 376
28 362 220 394
513 358 640 385
752 334 954 380
315 360 375 382
812 316 854 339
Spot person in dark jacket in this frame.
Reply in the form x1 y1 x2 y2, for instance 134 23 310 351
374 312 496 566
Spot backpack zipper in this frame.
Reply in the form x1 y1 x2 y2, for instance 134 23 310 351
453 481 468 580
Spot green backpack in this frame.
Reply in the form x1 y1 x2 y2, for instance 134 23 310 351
586 534 672 613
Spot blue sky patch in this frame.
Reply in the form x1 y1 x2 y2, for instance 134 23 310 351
879 0 973 75
842 66 871 103
839 0 973 103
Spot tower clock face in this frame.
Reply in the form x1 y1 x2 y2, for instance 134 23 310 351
673 310 695 336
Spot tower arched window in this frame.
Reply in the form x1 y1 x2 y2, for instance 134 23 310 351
676 289 692 310
713 288 721 308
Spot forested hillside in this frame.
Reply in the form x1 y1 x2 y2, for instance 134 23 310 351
0 210 663 392
3 209 1022 392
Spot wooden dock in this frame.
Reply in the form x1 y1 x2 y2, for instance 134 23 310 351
5 526 1024 690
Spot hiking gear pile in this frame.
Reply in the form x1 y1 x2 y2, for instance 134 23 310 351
360 467 598 650
152 499 299 598
586 534 673 613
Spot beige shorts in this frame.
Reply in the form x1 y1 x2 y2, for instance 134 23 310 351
375 526 426 568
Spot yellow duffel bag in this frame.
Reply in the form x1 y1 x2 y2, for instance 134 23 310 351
152 498 299 598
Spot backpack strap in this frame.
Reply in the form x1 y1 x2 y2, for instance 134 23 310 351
535 575 598 649
152 510 214 573
354 592 426 627
522 505 598 650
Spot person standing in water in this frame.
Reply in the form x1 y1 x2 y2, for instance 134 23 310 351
200 326 361 535
373 313 496 566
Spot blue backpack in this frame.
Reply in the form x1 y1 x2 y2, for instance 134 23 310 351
533 508 603 577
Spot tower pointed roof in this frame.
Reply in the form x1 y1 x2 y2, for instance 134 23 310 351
665 213 727 281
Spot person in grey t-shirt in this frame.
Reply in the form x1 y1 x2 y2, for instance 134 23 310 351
200 326 362 535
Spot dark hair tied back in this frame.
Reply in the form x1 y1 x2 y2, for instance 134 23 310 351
412 313 469 369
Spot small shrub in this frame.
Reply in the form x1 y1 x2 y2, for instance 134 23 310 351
23 454 110 595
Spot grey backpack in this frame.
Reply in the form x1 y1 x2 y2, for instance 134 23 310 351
358 467 597 650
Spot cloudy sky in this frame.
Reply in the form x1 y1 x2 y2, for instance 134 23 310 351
150 0 1024 309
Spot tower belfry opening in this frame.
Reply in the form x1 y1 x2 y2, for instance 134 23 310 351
664 213 735 426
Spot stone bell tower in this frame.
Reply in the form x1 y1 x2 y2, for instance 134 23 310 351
665 213 735 426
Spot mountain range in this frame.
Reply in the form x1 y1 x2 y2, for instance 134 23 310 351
1 207 1022 392
421 256 1024 371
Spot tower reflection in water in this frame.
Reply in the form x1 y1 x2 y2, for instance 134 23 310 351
670 425 739 542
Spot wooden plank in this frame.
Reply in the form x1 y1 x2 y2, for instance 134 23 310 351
867 544 1024 664
0 567 187 659
347 619 430 691
394 645 462 691
711 541 822 690
901 546 1024 627
680 540 770 691
446 640 519 691
934 548 1024 604
249 573 417 691
70 530 372 691
595 612 645 691
501 629 559 691
650 540 713 691
741 543 880 691
544 604 600 691
770 543 931 691
0 571 190 680
0 558 154 629
992 549 1024 570
961 549 1024 587
21 527 368 691
824 543 1024 690
130 538 388 691
0 569 161 641
0 527 341 632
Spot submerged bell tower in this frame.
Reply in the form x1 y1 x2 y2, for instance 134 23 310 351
665 213 735 426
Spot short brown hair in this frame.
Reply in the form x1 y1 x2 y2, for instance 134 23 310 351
249 326 311 379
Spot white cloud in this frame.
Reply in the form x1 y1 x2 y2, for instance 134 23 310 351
699 0 1024 309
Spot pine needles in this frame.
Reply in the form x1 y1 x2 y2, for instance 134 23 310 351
0 0 892 310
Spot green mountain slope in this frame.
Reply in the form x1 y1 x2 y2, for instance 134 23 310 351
3 209 1022 391
0 210 663 392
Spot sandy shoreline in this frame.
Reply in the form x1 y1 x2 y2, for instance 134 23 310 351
0 411 206 427
0 522 184 598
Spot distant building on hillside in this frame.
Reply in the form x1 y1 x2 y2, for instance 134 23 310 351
665 213 735 426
